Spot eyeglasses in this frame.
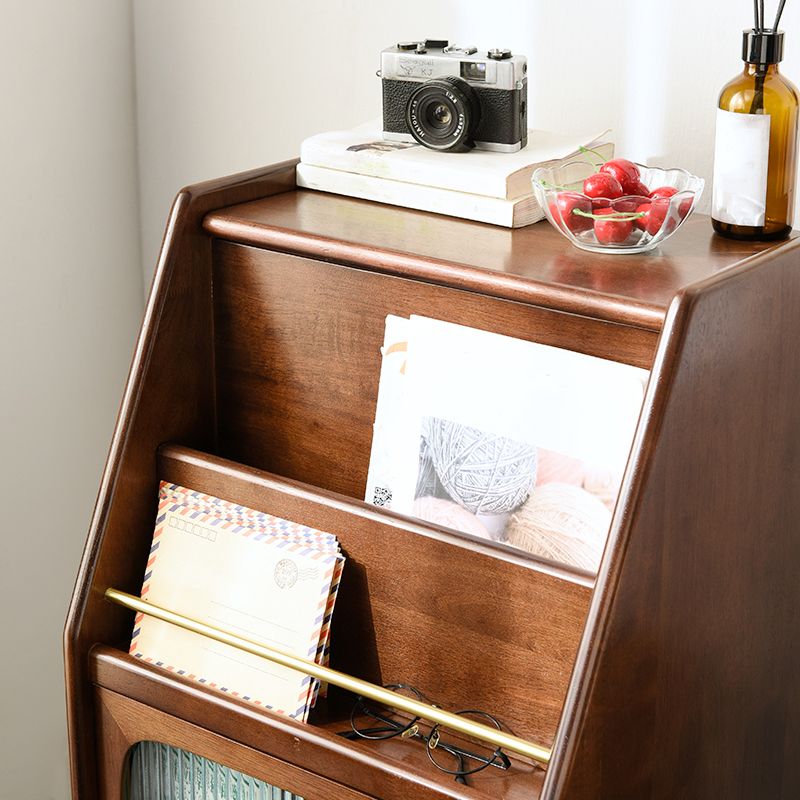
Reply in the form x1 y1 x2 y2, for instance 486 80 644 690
337 684 512 786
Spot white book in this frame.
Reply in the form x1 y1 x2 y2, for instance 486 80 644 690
296 162 543 228
300 122 613 200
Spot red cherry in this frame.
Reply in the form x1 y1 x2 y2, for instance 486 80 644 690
634 202 651 231
629 181 651 197
594 208 634 244
678 193 694 218
614 197 643 213
549 191 593 233
650 186 678 199
600 159 641 193
583 172 623 199
637 197 674 235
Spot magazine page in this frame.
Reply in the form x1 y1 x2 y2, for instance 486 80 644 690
367 315 648 572
364 315 412 511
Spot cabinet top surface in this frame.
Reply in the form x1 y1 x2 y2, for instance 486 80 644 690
204 188 794 330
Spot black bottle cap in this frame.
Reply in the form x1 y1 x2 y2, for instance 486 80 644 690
742 28 785 64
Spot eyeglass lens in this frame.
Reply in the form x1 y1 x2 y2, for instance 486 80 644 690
348 686 511 784
426 709 511 777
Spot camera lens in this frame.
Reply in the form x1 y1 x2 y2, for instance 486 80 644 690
428 103 452 128
406 77 480 152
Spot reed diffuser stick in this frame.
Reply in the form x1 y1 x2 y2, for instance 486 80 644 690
774 0 788 30
751 0 771 113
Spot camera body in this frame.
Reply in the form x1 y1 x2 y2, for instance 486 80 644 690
381 40 527 153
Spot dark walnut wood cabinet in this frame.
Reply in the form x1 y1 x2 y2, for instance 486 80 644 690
65 160 800 800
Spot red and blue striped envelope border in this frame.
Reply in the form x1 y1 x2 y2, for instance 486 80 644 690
159 483 339 551
130 484 344 721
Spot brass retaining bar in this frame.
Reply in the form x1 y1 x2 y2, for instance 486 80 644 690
106 588 551 765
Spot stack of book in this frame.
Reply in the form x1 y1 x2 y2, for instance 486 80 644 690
130 482 344 722
297 123 613 228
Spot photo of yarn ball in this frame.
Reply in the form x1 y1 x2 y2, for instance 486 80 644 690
505 483 611 573
412 417 617 573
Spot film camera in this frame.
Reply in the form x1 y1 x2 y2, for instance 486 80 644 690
380 39 527 153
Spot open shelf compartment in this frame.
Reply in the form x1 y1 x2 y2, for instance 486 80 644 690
95 443 591 799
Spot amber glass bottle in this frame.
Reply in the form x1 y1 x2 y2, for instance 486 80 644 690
712 30 799 240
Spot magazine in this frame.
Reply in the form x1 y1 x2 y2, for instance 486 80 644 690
365 316 648 573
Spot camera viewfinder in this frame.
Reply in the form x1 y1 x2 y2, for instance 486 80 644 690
460 62 487 81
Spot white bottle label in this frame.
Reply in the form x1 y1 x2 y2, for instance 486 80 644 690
712 108 771 226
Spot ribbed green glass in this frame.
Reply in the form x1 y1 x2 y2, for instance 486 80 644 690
128 741 302 800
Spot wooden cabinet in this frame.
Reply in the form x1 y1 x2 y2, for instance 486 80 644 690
65 160 800 799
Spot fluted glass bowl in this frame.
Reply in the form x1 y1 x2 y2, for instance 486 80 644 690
532 161 705 254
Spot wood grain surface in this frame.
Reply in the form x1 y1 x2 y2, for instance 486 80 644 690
212 241 655 499
203 188 785 331
95 686 376 800
92 650 546 800
63 162 297 800
66 162 800 800
158 444 592 748
544 238 800 799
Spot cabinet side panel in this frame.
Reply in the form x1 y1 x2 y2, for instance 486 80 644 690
64 163 298 800
63 195 216 800
548 242 800 799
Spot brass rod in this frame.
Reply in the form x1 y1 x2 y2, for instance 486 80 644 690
106 588 551 764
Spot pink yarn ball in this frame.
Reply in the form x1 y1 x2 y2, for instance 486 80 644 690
413 496 493 540
535 448 586 487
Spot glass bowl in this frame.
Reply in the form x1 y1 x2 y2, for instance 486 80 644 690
532 161 705 254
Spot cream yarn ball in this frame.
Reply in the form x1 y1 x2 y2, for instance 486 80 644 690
505 483 611 573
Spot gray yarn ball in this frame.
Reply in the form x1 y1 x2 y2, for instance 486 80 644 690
422 417 537 515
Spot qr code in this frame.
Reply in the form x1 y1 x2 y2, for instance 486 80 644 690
372 486 393 507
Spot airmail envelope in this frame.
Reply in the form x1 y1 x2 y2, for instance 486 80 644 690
130 486 343 720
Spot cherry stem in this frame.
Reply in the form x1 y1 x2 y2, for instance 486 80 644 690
540 180 575 191
578 145 608 167
573 209 646 221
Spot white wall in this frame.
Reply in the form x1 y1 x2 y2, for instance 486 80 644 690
134 0 800 281
0 2 142 797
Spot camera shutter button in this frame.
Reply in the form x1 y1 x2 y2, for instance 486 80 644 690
397 41 421 50
488 48 512 60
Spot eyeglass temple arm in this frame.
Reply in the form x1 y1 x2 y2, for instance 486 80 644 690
338 727 400 740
